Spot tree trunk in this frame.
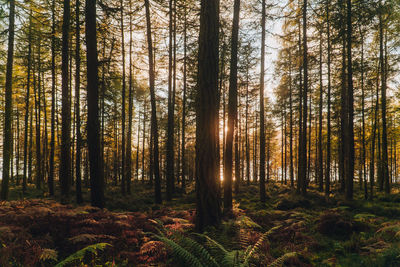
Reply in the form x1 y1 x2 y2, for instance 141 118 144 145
344 0 354 200
1 0 15 200
85 0 105 208
126 0 134 194
23 7 33 195
120 0 127 195
259 0 266 203
144 0 162 204
379 1 390 194
223 0 240 214
325 0 331 196
166 0 175 201
196 0 221 232
181 3 187 191
75 0 83 204
61 0 72 200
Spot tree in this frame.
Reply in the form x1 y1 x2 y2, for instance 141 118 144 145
86 0 105 208
344 0 355 200
223 0 240 214
61 0 72 200
325 0 332 196
196 0 221 232
259 0 266 203
120 0 127 195
144 0 162 204
75 0 83 204
298 0 308 196
166 0 175 201
1 0 15 200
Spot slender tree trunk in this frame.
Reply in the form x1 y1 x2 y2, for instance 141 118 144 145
0 0 15 200
181 4 187 191
289 51 294 188
339 0 346 193
36 42 42 190
61 0 72 200
318 30 323 192
223 0 240 214
379 1 390 194
120 0 127 195
344 0 354 200
86 0 105 208
23 8 33 195
259 0 266 203
360 27 368 199
144 0 162 204
75 0 83 203
166 0 175 201
325 0 331 196
49 0 56 196
126 0 134 194
298 0 308 196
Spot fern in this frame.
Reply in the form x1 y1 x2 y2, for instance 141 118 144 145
243 225 280 264
269 252 297 267
55 242 111 267
176 234 220 267
39 248 58 262
155 235 204 267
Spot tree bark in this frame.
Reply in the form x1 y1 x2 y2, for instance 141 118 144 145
259 0 266 203
61 0 72 200
223 0 240 214
85 0 105 208
196 0 221 232
1 0 15 200
144 0 162 204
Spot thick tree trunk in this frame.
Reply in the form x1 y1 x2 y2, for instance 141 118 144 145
196 0 221 232
85 0 105 208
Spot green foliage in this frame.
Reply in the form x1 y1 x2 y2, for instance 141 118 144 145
155 224 296 267
269 252 297 267
55 243 111 267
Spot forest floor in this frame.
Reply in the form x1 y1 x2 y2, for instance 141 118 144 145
1 182 400 266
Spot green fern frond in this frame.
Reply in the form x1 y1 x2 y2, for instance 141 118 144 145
243 225 280 263
176 234 220 267
269 252 297 267
55 242 111 267
237 216 262 230
155 235 204 267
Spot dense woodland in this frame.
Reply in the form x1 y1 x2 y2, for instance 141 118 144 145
1 0 400 266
